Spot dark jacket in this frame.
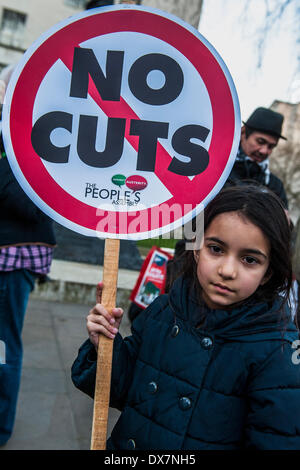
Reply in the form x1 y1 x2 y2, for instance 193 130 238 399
0 157 56 247
227 149 288 209
71 277 300 450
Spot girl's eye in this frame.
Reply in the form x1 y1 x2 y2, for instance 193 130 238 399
208 245 223 255
243 256 258 265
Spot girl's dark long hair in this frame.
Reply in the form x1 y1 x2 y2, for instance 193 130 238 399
176 185 293 313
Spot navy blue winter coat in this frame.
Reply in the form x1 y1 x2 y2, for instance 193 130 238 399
0 157 56 247
71 277 300 450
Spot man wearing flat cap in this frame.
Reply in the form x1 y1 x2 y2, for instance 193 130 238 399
227 107 288 208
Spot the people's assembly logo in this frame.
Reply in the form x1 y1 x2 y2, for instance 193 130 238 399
85 174 147 206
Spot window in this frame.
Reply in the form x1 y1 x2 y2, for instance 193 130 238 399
64 0 86 8
0 63 7 74
0 9 27 48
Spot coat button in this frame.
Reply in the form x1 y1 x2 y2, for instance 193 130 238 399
127 439 136 449
201 337 213 349
171 325 180 337
179 397 192 410
148 381 158 394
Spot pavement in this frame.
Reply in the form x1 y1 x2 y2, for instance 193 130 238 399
0 260 137 450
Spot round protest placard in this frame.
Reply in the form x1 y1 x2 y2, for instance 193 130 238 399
2 4 240 240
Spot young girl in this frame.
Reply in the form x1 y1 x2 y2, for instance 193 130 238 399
72 185 300 450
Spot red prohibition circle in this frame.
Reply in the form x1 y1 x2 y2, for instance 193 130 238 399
8 8 237 235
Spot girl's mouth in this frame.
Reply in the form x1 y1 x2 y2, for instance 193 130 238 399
213 283 234 293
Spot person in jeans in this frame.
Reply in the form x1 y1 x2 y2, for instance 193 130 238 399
0 137 56 446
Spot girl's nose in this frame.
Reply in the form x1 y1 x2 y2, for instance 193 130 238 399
218 256 237 279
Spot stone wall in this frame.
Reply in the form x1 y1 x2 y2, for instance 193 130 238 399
52 222 143 270
270 101 300 279
270 100 300 224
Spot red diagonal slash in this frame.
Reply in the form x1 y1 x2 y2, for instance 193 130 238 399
60 46 191 201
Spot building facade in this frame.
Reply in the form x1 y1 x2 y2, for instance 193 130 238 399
0 0 203 72
0 0 86 72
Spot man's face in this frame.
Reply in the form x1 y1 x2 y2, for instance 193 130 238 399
240 128 279 164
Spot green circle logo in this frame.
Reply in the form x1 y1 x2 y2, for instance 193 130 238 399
112 174 126 187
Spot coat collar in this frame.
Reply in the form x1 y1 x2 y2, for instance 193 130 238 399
168 276 298 343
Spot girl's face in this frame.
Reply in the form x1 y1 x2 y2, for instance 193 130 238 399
194 211 271 309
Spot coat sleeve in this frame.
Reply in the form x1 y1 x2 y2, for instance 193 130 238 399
71 338 98 398
245 341 300 449
71 301 158 407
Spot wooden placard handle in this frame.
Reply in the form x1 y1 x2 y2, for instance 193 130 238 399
90 238 120 450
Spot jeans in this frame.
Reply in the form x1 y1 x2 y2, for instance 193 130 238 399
0 269 35 445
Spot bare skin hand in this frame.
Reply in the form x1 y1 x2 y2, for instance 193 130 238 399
87 282 124 349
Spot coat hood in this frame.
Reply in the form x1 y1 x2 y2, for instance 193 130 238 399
168 276 298 344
